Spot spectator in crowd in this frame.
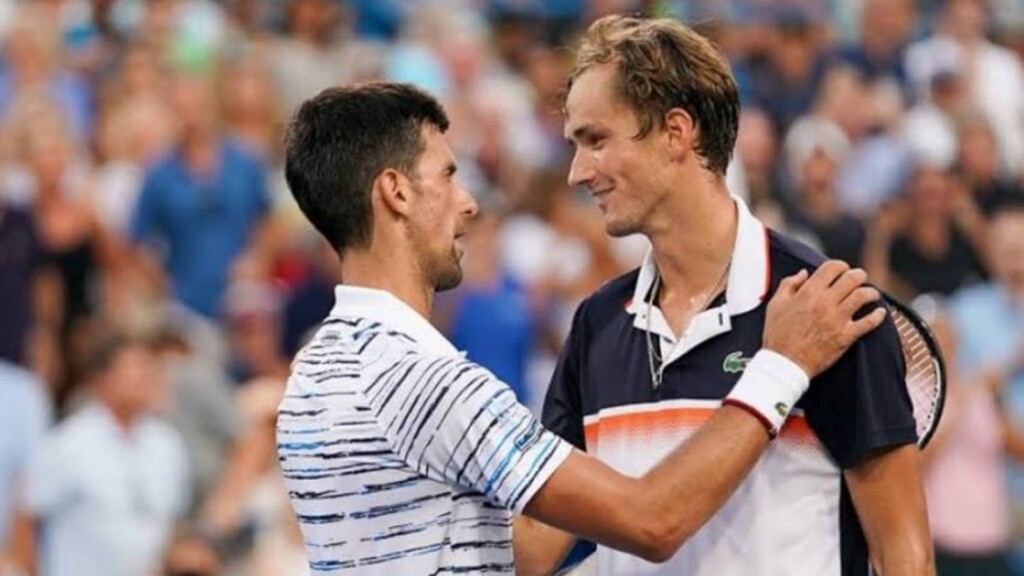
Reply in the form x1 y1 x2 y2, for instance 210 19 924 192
0 362 50 571
922 296 1024 576
955 115 1023 217
834 0 915 100
8 332 189 576
439 203 536 405
906 0 1024 175
0 6 93 143
268 0 383 114
745 8 829 134
782 117 866 267
865 164 987 299
0 195 59 372
902 64 968 171
949 198 1024 572
130 73 271 319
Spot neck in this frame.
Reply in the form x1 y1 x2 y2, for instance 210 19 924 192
103 402 139 432
645 172 737 295
340 244 435 318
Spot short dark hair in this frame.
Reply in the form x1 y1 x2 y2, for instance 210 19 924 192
86 331 155 380
567 15 740 176
284 82 450 253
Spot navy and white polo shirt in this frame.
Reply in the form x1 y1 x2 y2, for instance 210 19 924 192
279 286 572 574
543 197 917 576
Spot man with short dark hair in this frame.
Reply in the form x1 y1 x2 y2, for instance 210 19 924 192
277 80 887 574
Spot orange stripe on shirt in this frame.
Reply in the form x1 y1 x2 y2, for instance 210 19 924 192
582 405 820 448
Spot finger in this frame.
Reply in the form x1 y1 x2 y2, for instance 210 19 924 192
837 285 879 318
844 307 887 342
827 268 869 303
776 268 809 296
801 260 850 293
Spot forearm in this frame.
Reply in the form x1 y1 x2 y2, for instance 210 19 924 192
9 511 37 575
513 516 576 576
632 405 770 558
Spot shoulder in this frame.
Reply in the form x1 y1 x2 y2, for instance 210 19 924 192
139 417 187 454
765 228 828 286
143 153 180 183
575 268 639 328
223 140 265 171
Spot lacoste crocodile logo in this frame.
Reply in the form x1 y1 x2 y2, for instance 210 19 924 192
722 351 751 374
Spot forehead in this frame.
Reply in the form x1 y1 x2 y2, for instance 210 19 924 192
563 64 636 137
416 125 455 168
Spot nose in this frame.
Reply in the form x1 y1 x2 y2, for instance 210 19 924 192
567 149 595 188
459 184 479 218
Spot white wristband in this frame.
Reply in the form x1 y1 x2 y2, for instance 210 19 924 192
723 349 810 437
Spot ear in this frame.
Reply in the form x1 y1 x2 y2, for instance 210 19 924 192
375 168 414 218
663 108 698 163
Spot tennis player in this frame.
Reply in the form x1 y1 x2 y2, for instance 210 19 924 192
278 82 887 575
526 15 933 576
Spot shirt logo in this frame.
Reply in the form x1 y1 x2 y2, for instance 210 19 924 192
723 351 751 374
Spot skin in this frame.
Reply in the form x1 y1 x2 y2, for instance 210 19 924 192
514 63 934 575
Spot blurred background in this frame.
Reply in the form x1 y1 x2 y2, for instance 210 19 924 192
1 0 1024 575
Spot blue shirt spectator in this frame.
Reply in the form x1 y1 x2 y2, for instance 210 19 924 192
450 274 535 405
0 362 50 547
130 141 269 318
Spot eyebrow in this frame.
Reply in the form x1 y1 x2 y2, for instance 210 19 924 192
565 123 605 143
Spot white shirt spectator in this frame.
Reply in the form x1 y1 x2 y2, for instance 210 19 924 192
0 362 51 546
22 403 189 576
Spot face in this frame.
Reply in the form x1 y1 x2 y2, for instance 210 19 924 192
171 76 218 135
990 211 1024 293
98 345 166 417
407 126 478 291
564 63 671 237
909 166 951 218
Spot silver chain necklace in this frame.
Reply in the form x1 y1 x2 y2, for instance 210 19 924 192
645 260 731 389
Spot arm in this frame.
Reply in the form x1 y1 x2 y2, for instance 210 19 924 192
524 403 776 563
8 510 37 576
846 445 934 576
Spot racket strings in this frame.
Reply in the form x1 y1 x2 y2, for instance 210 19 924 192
893 309 942 443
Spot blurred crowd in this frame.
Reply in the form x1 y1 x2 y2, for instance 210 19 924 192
1 0 1024 575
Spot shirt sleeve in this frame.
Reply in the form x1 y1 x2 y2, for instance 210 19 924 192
801 307 918 469
366 353 573 513
541 299 589 451
22 433 74 515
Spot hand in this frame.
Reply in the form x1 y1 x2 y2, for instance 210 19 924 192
763 261 886 377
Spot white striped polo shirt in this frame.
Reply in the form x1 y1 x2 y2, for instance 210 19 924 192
278 285 573 574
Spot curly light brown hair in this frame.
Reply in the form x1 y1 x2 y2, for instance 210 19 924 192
567 15 740 176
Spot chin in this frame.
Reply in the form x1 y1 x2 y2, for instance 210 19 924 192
604 218 642 238
432 259 464 292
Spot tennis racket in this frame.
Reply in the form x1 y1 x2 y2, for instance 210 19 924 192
884 295 947 449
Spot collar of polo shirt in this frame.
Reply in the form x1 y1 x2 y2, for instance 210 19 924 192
330 285 463 358
626 195 771 368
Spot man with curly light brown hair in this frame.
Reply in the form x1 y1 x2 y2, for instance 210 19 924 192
522 15 934 576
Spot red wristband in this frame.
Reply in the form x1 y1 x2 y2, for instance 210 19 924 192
722 397 778 439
